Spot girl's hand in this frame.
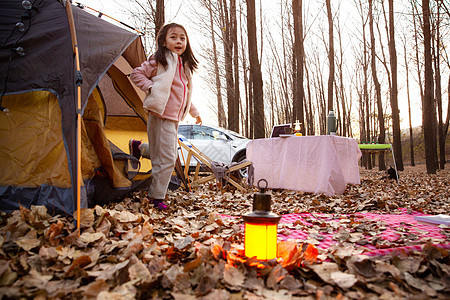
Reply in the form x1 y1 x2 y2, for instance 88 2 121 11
195 116 202 125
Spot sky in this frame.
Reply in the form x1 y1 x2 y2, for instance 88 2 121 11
79 0 433 132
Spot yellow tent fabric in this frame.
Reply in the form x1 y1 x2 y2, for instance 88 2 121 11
0 89 135 190
0 91 71 188
83 88 133 188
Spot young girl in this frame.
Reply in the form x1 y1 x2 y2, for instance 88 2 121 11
129 23 202 210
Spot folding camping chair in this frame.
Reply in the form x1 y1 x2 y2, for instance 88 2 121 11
358 143 399 182
177 135 252 191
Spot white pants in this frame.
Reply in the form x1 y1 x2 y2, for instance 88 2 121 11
142 114 178 199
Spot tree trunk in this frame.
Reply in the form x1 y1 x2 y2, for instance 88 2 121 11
305 65 315 135
281 3 291 124
208 0 226 128
364 81 371 169
247 0 265 138
313 52 326 134
369 0 386 171
358 86 366 143
358 0 371 168
231 0 240 133
336 22 350 136
326 0 334 114
337 22 347 136
292 0 305 134
155 0 164 38
388 0 403 171
433 4 445 169
445 75 450 139
221 0 237 132
403 38 415 166
422 0 438 174
249 75 254 138
239 4 250 137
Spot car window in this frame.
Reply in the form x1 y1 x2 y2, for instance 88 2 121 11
192 126 214 140
192 126 228 140
178 125 191 139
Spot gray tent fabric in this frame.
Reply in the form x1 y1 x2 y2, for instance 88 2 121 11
0 0 74 96
0 0 147 215
74 5 139 113
0 0 139 106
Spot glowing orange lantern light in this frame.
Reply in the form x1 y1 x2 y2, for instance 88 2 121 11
243 179 281 260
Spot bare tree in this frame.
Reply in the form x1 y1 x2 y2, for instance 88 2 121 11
433 2 445 169
305 63 315 135
311 49 327 134
155 0 164 37
356 0 372 168
238 2 250 137
447 75 450 138
411 2 425 105
206 0 226 127
220 0 237 132
422 0 438 174
440 4 450 140
247 0 265 138
387 0 404 171
292 0 305 134
369 0 386 170
124 0 165 53
265 11 292 126
326 0 334 114
402 35 415 166
335 15 347 136
355 63 365 143
231 0 240 133
446 74 450 139
281 0 293 124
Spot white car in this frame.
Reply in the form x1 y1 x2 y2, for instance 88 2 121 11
177 124 250 175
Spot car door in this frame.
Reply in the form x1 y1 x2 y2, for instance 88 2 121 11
190 125 232 164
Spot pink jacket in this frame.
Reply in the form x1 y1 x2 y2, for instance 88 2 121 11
130 52 199 121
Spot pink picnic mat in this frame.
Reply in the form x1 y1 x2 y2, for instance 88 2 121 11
276 209 450 256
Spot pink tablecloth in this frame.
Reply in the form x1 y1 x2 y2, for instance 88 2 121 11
277 210 450 256
246 136 362 195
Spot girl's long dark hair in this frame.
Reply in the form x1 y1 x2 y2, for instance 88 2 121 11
154 23 198 72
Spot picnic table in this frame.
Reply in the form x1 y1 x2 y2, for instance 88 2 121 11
246 135 362 196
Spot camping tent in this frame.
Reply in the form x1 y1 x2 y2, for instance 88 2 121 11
0 0 150 216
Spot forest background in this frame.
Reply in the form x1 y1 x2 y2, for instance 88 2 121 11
83 0 450 174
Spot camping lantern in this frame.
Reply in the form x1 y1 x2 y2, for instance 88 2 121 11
293 120 303 136
243 179 281 260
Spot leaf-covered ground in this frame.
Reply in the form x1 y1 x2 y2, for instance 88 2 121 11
0 165 449 299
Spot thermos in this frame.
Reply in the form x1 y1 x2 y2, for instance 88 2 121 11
326 110 337 135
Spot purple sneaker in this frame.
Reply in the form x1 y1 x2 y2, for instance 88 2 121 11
129 139 142 160
151 199 168 210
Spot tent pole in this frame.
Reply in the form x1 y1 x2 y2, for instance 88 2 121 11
74 2 143 35
65 1 82 233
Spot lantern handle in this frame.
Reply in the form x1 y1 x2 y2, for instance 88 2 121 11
257 179 268 192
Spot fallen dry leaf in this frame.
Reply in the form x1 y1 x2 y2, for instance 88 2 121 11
15 230 40 252
78 232 105 244
0 166 449 298
330 271 358 290
223 263 245 287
